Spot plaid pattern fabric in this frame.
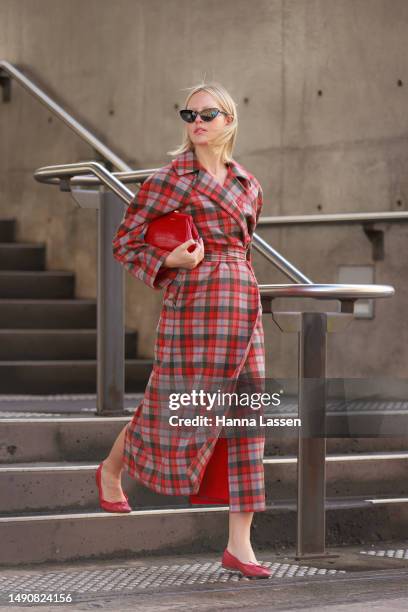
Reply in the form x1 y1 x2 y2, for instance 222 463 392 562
112 148 266 511
226 314 266 512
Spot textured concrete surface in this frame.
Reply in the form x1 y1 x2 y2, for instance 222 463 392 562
2 542 408 610
0 0 407 378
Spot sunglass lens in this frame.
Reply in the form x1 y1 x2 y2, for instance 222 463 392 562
179 110 195 123
201 109 219 121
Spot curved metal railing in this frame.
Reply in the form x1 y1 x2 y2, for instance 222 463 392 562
35 162 135 204
34 161 396 302
258 283 394 300
34 161 312 285
31 167 408 225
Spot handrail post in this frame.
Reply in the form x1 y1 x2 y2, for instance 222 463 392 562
270 307 354 560
96 188 126 415
295 312 331 559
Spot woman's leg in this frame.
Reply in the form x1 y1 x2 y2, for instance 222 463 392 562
226 434 265 565
227 511 258 564
99 423 128 502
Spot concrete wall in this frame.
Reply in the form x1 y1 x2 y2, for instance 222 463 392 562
0 0 406 380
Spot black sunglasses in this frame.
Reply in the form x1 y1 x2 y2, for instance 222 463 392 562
179 107 231 123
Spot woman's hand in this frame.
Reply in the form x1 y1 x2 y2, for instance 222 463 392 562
164 238 204 270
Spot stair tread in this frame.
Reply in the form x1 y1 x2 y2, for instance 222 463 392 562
1 495 408 521
0 461 99 470
3 452 408 471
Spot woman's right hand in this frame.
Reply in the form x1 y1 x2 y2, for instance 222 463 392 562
164 238 204 270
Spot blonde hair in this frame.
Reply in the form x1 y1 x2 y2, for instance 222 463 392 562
167 81 238 163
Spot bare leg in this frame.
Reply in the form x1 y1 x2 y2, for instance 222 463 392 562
99 424 128 502
227 511 258 563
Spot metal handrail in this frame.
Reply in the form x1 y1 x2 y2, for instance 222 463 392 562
0 60 132 172
35 169 156 187
33 161 312 285
34 162 134 204
33 163 397 303
32 169 408 227
258 283 394 300
259 211 408 225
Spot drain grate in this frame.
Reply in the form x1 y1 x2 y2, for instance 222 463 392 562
0 560 346 601
360 548 408 559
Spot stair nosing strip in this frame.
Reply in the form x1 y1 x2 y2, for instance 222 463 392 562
2 496 408 522
2 452 408 472
0 506 229 521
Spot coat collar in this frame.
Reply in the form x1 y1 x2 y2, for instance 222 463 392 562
170 149 254 244
171 148 251 184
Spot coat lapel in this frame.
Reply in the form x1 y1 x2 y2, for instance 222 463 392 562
171 149 253 240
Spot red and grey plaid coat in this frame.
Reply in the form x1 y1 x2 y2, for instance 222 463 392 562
112 148 266 512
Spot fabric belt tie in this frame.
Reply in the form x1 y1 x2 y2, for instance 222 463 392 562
203 246 248 262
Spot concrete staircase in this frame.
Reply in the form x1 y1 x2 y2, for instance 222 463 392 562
1 218 408 568
1 412 408 567
0 218 153 393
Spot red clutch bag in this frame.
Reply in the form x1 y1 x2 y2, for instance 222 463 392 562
144 210 199 253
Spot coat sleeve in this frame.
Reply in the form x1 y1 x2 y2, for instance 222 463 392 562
246 183 264 265
112 170 188 290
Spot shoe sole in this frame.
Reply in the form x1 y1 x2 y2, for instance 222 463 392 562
221 563 271 579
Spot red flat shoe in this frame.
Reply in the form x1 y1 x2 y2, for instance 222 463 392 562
95 462 132 513
221 548 272 579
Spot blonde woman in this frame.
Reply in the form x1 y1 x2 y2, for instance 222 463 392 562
97 82 270 579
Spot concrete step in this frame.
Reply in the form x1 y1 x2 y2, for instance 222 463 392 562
263 452 408 500
266 436 408 456
2 416 408 463
0 461 189 514
0 271 75 298
0 329 138 360
0 416 128 463
1 452 408 515
1 497 408 566
0 299 97 328
0 219 16 242
0 242 46 270
0 360 152 394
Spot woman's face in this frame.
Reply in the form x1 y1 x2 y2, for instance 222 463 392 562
185 91 232 149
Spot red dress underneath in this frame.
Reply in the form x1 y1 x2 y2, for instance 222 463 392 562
188 436 230 505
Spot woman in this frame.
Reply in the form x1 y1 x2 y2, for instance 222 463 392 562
96 82 271 579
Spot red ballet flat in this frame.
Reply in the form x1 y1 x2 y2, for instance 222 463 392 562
221 548 272 579
95 462 132 513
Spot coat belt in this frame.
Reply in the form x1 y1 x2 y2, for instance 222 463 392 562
203 246 248 262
